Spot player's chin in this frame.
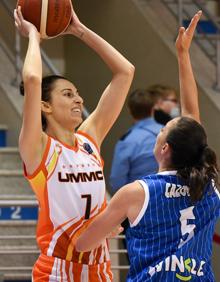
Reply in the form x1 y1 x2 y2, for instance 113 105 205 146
73 116 83 127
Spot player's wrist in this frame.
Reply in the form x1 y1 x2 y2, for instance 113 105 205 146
29 29 41 42
177 49 190 59
70 24 86 39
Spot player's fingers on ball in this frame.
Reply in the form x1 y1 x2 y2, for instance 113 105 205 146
17 6 24 21
14 10 21 26
14 9 18 20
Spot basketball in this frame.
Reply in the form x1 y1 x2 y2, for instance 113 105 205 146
16 0 72 38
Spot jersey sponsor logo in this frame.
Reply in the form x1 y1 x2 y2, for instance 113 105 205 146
148 255 205 280
165 183 190 198
58 170 104 183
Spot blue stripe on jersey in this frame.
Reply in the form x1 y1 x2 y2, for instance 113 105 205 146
126 173 220 282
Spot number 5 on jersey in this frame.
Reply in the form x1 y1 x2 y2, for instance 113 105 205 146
178 206 196 248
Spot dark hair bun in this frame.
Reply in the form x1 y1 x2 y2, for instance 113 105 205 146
19 81 25 96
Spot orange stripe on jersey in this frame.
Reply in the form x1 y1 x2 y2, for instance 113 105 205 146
94 245 103 264
28 175 54 254
46 148 60 180
100 261 113 282
89 265 101 282
73 263 83 282
50 204 99 260
89 204 98 218
46 216 79 257
33 254 113 282
60 260 64 282
37 185 54 254
71 204 108 264
32 254 54 282
53 216 87 259
106 261 113 281
78 250 91 265
50 203 101 263
99 263 107 282
64 261 70 282
92 248 98 265
23 137 55 254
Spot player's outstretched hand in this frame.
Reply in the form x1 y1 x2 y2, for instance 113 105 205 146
175 10 202 53
14 6 39 39
63 3 84 38
107 225 124 239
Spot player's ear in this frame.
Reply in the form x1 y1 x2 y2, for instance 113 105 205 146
41 101 52 114
161 143 170 155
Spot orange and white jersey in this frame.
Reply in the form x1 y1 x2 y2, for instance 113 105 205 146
24 131 110 265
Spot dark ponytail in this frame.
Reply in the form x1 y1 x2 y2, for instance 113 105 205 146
167 117 219 203
19 75 67 131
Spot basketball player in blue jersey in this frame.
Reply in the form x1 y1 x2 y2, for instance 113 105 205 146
77 11 220 282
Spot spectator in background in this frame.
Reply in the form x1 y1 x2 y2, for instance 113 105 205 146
110 89 162 193
148 84 180 125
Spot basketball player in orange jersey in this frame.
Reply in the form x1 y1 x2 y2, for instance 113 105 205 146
14 4 134 281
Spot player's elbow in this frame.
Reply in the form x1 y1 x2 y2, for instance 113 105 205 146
123 63 135 77
22 72 42 86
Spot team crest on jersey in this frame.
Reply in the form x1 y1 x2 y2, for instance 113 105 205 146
148 255 205 280
165 183 190 198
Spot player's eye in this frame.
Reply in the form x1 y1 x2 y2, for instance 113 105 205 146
64 92 74 98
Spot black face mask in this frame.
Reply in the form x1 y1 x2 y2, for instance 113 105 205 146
154 109 172 125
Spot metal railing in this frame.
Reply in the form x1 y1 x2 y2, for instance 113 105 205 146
0 200 37 207
161 0 220 90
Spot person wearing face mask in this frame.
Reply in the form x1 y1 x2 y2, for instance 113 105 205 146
148 84 180 125
110 89 163 193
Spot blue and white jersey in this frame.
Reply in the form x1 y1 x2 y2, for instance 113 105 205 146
126 171 220 282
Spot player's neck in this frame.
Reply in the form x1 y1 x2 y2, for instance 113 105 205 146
158 167 175 173
46 125 76 147
158 162 175 173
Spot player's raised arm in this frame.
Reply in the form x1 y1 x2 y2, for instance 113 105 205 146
176 11 202 123
64 5 135 147
14 7 46 174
